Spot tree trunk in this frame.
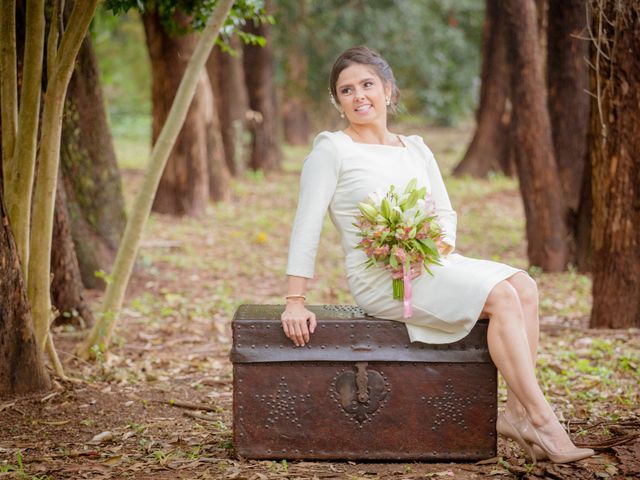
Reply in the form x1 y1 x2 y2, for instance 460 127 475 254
50 170 95 327
243 4 282 172
207 35 249 175
506 0 568 271
143 9 210 216
454 0 512 178
60 31 126 289
0 172 50 397
79 0 236 358
590 2 640 329
547 0 590 269
198 70 231 202
280 0 310 146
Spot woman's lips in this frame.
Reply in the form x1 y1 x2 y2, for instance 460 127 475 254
354 104 372 113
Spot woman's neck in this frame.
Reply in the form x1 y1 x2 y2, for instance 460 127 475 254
345 124 400 146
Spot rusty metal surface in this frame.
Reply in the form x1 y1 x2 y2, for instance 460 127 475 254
231 305 491 363
231 304 497 461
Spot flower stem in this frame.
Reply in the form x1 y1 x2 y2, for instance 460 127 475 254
393 278 404 300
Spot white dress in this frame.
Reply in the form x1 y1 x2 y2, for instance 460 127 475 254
286 130 527 344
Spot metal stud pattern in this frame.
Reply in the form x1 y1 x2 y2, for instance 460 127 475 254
255 377 306 430
423 379 476 431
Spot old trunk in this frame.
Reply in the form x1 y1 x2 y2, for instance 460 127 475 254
0 173 50 397
50 170 95 327
547 0 590 269
506 0 568 271
589 2 640 328
208 35 249 175
143 9 210 216
60 31 126 289
243 6 282 172
454 0 512 178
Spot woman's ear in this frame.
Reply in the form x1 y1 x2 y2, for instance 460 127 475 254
384 82 393 101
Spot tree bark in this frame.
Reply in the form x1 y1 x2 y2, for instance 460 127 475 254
50 170 95 327
143 9 210 216
547 0 590 269
207 35 249 175
0 171 50 397
198 70 231 202
280 0 310 146
454 0 513 178
589 2 640 329
243 5 282 172
60 31 126 289
506 0 568 271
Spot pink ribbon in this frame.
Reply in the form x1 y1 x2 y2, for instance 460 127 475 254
403 263 413 318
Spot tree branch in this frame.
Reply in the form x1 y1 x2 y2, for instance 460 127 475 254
0 0 18 193
9 0 46 279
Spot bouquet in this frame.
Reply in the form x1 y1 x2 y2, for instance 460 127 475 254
354 178 444 318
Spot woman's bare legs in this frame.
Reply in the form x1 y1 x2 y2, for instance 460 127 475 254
481 279 579 453
504 272 540 418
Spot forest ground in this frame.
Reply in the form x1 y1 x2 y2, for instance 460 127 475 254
1 125 638 479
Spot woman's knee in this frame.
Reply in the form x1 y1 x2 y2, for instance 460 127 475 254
509 272 539 310
483 280 520 317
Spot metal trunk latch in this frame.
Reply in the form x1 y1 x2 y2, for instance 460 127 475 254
333 361 389 426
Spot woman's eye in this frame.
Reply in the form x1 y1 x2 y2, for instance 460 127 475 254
364 81 373 87
341 88 351 94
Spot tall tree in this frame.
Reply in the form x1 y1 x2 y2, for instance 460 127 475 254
547 0 591 270
1 0 99 363
143 8 211 216
60 29 126 290
80 0 236 357
589 1 640 328
207 35 250 176
0 171 51 397
243 2 281 171
454 0 512 177
505 0 568 271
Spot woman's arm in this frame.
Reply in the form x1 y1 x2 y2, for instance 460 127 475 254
281 275 316 347
282 133 340 346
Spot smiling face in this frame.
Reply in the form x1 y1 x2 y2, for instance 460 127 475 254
335 63 392 127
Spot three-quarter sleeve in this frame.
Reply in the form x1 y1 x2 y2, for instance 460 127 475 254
286 132 341 278
416 137 457 252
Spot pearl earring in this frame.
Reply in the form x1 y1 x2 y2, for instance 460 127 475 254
385 96 391 106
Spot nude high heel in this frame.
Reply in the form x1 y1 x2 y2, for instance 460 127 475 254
496 413 547 461
518 419 595 464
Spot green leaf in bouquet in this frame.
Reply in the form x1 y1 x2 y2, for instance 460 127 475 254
405 189 420 210
404 178 417 194
417 186 427 199
380 230 390 242
419 238 439 257
389 255 399 269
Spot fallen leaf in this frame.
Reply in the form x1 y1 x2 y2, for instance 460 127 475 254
88 431 114 445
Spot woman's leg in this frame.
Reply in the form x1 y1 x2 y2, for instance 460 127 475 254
504 272 540 418
481 280 578 452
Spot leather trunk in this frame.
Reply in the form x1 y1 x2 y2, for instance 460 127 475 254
230 304 497 461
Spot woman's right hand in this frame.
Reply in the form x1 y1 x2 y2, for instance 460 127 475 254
281 301 317 347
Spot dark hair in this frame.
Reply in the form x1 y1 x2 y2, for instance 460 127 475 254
329 46 400 112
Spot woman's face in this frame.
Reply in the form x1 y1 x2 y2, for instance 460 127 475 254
335 63 391 127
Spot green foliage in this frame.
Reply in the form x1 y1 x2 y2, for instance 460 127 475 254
104 0 268 37
273 0 484 125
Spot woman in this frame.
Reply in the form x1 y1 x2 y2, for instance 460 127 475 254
281 46 594 464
